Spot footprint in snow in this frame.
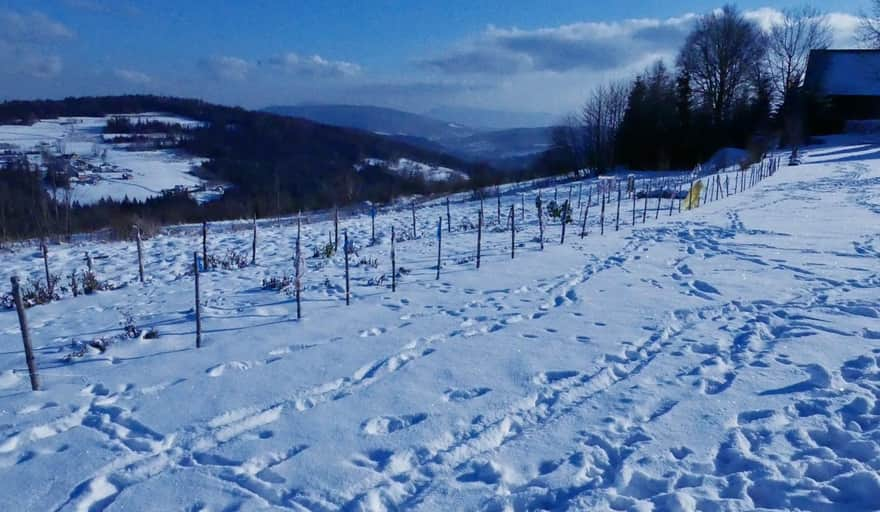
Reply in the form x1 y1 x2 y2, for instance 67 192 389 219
361 413 428 435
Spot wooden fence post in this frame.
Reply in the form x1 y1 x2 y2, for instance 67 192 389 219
677 180 684 213
411 201 417 239
344 230 350 306
520 194 525 221
476 208 483 269
496 191 501 224
391 226 397 292
510 205 515 259
446 197 451 233
537 194 544 250
436 217 442 280
295 215 302 319
632 182 637 225
10 276 40 391
654 189 662 219
371 206 376 245
135 225 144 283
668 182 675 216
599 189 606 235
560 200 568 244
577 183 583 211
251 213 257 265
582 186 592 238
193 252 202 348
202 221 209 271
615 181 622 231
41 242 52 297
334 206 339 250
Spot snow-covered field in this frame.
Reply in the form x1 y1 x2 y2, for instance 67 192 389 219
1 135 879 511
0 114 215 204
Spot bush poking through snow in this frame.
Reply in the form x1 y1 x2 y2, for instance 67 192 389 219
208 249 249 270
262 275 294 292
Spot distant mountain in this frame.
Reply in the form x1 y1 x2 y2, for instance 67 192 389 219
425 106 558 130
267 104 554 171
263 104 476 140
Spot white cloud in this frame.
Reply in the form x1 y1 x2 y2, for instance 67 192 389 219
199 56 252 81
114 68 151 85
266 52 361 77
0 10 75 43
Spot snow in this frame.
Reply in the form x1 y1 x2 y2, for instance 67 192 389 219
356 157 468 182
0 115 215 205
1 134 880 510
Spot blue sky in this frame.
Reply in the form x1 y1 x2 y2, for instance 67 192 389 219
0 0 866 115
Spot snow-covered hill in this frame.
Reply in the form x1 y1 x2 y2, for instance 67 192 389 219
0 135 879 511
0 114 217 204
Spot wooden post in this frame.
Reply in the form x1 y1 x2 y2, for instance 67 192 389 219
668 182 675 216
509 205 515 259
520 194 525 221
577 183 583 211
10 277 40 391
677 180 684 213
344 230 350 306
371 206 376 245
654 190 662 219
632 182 637 225
436 217 442 280
334 206 339 250
135 225 144 283
202 221 208 271
615 181 622 231
560 200 568 244
446 197 451 233
193 252 202 348
251 213 257 265
496 191 501 224
391 226 397 292
537 194 544 251
725 176 730 197
599 189 606 235
476 208 483 269
295 215 302 319
584 187 593 237
41 242 52 297
642 184 649 222
411 201 417 239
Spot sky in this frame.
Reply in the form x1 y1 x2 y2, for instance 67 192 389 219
0 0 867 117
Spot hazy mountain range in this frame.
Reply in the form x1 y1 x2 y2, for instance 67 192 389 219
264 104 556 170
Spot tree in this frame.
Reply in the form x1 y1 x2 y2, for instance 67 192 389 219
677 5 768 125
580 81 629 173
859 0 880 48
767 6 833 101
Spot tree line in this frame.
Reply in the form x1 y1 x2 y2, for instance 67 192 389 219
536 4 843 175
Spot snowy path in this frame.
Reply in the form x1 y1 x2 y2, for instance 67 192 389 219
1 136 879 511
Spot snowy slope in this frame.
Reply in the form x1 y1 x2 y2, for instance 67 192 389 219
0 136 879 511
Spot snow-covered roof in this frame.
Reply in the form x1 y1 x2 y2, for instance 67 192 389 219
805 50 880 96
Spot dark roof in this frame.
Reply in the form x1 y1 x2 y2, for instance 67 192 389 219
804 49 880 96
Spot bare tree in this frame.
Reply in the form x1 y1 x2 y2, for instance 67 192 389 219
768 6 833 100
677 5 768 124
550 113 588 175
859 0 880 48
581 81 629 173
